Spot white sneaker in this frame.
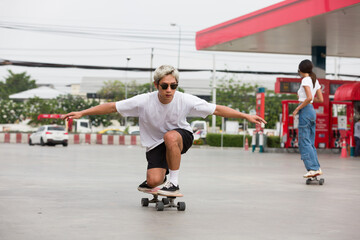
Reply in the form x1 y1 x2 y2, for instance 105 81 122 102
303 170 318 178
316 168 323 175
157 182 182 197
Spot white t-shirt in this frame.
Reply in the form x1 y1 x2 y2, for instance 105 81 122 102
115 91 216 151
297 76 321 103
355 121 360 138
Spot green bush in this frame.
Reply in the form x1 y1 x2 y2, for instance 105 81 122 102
266 136 281 148
206 133 252 147
206 133 280 148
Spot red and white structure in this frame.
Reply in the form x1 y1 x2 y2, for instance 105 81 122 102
0 133 141 146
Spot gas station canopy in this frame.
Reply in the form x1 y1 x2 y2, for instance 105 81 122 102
334 82 360 101
196 0 360 58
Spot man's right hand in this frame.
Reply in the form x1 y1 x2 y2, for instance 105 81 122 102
62 111 83 121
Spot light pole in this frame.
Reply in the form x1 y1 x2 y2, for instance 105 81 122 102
125 57 131 126
212 55 216 133
149 48 154 92
170 23 181 69
125 57 131 100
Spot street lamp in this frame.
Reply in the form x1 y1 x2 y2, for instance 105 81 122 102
170 23 181 69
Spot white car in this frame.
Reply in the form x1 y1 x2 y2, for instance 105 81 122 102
29 125 69 147
191 120 207 140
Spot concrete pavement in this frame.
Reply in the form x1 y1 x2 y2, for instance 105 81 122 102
0 144 359 240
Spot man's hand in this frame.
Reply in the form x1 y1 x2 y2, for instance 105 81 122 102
60 103 116 121
62 111 83 121
246 114 267 125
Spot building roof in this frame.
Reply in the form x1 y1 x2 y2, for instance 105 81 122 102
9 86 67 100
196 0 360 57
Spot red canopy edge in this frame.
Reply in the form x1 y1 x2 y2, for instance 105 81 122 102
196 0 360 50
334 82 360 101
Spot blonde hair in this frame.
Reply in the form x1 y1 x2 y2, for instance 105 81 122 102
153 65 179 84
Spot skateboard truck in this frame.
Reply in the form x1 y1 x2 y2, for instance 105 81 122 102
305 176 325 185
141 194 186 211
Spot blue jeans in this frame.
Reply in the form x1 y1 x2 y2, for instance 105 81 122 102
355 137 360 157
298 104 320 171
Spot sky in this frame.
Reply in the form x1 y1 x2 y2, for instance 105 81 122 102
0 0 359 92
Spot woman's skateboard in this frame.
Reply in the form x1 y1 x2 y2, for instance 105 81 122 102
305 176 325 185
140 188 186 211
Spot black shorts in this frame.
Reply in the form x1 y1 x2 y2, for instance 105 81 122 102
146 128 194 173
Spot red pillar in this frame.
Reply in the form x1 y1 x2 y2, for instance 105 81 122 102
74 134 80 144
119 135 125 145
85 134 91 144
131 135 136 145
96 134 102 144
16 133 22 143
4 133 10 143
108 135 114 145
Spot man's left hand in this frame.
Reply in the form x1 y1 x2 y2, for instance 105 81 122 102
246 115 267 125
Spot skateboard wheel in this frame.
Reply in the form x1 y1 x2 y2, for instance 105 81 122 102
162 198 170 205
319 178 325 185
141 198 149 207
177 202 186 211
306 179 311 185
156 202 164 211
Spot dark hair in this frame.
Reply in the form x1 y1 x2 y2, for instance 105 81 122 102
298 59 317 88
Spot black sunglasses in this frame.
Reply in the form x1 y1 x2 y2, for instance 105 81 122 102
159 83 178 90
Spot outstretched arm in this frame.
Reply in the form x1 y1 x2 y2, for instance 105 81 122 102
62 102 117 121
213 105 267 125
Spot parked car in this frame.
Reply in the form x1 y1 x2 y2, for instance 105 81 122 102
98 128 124 135
191 120 207 140
130 130 140 135
193 129 205 141
29 125 68 147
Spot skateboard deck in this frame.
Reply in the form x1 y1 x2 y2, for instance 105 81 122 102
139 188 185 211
305 176 325 185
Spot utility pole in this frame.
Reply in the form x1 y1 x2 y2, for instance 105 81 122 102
212 55 216 133
170 23 181 69
149 48 154 92
125 57 131 127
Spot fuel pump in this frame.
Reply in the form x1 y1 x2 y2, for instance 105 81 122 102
330 102 354 153
281 100 299 149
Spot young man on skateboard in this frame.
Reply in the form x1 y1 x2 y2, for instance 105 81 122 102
62 65 266 197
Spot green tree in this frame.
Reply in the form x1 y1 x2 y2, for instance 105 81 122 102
97 80 125 101
24 97 60 125
264 91 297 129
0 100 26 123
215 76 257 113
0 70 37 99
52 95 114 127
212 76 257 126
